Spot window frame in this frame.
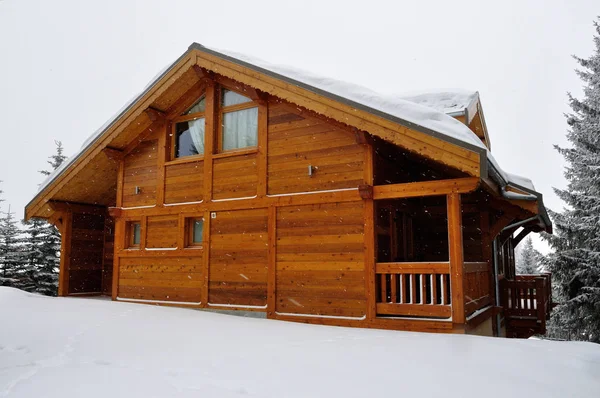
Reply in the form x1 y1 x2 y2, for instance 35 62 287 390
217 87 259 153
126 221 142 249
169 93 207 161
185 217 205 248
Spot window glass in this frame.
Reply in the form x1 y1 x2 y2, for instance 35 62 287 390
132 223 141 246
222 89 251 107
222 107 258 151
185 96 206 114
175 118 205 157
193 219 204 243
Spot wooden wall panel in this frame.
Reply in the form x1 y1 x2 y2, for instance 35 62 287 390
146 215 179 248
267 102 365 195
69 213 105 294
102 216 115 295
275 201 366 317
212 153 258 200
122 139 158 207
164 160 204 204
118 256 203 302
209 208 268 306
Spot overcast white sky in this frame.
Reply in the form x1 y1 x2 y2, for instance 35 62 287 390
0 0 598 250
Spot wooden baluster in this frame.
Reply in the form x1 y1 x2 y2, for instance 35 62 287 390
411 274 417 304
432 274 438 305
380 274 388 303
400 274 407 304
422 274 428 305
390 274 398 304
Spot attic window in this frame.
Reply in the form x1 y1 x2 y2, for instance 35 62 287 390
173 95 206 158
219 89 258 152
185 96 206 115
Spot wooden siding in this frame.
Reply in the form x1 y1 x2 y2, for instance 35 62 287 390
146 215 179 248
69 212 105 294
164 160 204 204
209 208 268 307
275 201 366 318
122 139 158 207
212 153 258 200
267 102 365 195
118 256 203 302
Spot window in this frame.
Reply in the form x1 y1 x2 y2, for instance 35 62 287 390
128 222 141 248
186 218 204 247
220 89 258 151
174 96 206 158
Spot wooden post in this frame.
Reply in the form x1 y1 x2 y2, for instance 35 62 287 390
363 139 376 320
156 122 167 207
57 211 73 296
267 206 277 317
201 210 211 306
256 101 268 197
447 193 465 326
203 82 216 202
111 218 125 300
536 277 546 332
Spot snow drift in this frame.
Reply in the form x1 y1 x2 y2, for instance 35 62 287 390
0 287 598 397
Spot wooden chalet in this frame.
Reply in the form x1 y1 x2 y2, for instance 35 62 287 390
25 44 553 338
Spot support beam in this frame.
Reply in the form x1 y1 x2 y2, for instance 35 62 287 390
447 193 465 325
49 201 107 216
373 178 479 200
513 228 532 247
144 107 166 123
102 147 124 162
489 213 515 239
58 211 73 296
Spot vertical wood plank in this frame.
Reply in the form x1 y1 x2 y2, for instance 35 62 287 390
203 82 216 202
201 209 211 306
447 193 465 324
57 211 72 296
111 218 125 300
267 206 277 317
422 274 428 304
116 159 124 208
140 215 148 251
256 102 268 197
390 274 398 303
401 274 407 304
156 122 167 206
380 274 387 303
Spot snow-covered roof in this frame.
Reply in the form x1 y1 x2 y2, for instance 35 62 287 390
397 89 479 117
31 43 548 230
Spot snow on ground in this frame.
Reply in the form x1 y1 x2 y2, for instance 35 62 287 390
1 287 599 398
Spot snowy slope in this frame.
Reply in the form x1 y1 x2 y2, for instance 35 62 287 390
0 288 598 398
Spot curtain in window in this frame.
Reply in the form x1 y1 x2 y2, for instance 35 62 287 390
222 107 258 151
189 118 205 155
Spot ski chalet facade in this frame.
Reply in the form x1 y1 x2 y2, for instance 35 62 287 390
25 44 553 338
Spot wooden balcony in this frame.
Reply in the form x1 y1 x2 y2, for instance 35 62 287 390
501 274 552 338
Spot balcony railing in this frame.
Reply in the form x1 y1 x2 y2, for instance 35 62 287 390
375 262 452 318
501 273 552 337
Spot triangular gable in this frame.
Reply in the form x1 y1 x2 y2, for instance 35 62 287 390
26 43 549 232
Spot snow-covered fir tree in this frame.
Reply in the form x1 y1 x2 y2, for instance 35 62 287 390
39 140 66 176
21 141 67 296
0 206 28 289
542 19 600 343
516 237 541 274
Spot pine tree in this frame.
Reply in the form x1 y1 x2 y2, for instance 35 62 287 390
0 207 29 289
21 141 67 296
542 19 600 343
39 140 66 176
516 237 541 274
